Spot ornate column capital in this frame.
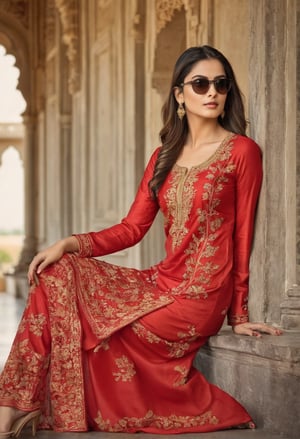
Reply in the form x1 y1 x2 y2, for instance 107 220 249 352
155 0 184 33
55 0 80 94
0 0 29 29
155 0 200 38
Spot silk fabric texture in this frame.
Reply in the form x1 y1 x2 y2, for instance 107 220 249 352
0 133 262 433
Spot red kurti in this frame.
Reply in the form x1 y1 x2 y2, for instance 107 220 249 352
0 133 262 433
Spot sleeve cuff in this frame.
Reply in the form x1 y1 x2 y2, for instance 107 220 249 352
227 314 249 327
72 233 94 258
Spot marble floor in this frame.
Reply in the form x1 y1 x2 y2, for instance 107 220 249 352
0 293 290 439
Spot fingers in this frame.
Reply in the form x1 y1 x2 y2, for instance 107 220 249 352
233 322 283 337
259 324 282 336
233 325 260 337
28 253 48 285
248 323 282 336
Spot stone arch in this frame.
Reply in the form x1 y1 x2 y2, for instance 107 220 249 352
0 12 30 110
0 124 24 163
0 6 37 283
0 144 23 163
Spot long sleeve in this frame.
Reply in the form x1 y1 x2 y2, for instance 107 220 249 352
74 148 160 258
227 138 263 326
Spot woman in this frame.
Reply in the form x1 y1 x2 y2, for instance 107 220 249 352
0 45 282 436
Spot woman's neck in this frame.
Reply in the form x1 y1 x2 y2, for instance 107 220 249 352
185 118 228 149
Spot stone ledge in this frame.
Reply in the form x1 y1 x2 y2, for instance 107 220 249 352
204 330 300 367
194 330 300 439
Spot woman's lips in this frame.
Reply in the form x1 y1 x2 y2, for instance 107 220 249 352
204 102 218 109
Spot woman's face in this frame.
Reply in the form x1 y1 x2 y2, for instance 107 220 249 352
175 58 229 121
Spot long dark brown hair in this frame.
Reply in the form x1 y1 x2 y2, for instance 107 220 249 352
148 45 247 198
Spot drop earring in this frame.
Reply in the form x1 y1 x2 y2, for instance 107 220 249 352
177 102 186 120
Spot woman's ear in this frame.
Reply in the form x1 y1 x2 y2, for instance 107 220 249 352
174 86 183 104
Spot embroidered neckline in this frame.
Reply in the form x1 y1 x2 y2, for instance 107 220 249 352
174 132 236 173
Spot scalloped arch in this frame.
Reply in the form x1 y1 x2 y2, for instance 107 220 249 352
0 11 29 109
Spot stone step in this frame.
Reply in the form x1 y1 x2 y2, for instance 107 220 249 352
22 429 289 439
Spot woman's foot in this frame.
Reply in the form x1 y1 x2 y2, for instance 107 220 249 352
0 406 28 433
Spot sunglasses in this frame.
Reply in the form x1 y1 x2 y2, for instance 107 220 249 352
180 76 232 95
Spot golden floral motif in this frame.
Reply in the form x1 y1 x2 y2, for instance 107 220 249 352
41 256 88 430
165 167 198 251
131 322 192 358
242 296 249 311
0 339 49 409
167 341 190 358
74 233 93 257
170 135 236 298
173 365 188 387
94 338 110 352
18 313 47 337
74 258 172 341
94 408 219 432
131 322 162 344
186 284 208 299
177 325 198 340
113 356 136 382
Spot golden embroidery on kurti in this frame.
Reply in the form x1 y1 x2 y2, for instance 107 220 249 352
94 409 219 431
75 233 93 257
74 258 173 341
113 356 136 382
169 135 236 299
165 167 198 251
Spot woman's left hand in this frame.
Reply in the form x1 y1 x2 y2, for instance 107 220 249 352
233 322 283 337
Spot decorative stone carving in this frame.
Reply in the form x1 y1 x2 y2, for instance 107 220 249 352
55 0 80 94
46 0 56 53
281 286 300 330
0 0 29 29
155 0 184 33
155 0 201 45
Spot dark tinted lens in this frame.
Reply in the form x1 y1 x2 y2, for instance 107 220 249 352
215 78 231 94
191 78 210 94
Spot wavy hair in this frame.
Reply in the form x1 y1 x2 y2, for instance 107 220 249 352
148 45 247 198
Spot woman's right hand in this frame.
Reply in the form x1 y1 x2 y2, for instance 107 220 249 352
28 236 79 285
28 241 65 285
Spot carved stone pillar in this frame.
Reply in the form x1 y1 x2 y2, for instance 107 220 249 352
248 0 297 325
281 286 300 330
14 114 37 273
55 0 80 94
